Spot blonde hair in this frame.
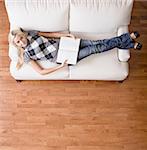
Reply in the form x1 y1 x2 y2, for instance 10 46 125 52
9 28 27 70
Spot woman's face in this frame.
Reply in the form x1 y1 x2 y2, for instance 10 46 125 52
13 34 28 48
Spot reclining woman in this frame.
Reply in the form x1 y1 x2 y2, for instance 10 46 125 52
10 28 142 75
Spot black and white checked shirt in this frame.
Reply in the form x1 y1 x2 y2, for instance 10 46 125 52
23 30 60 63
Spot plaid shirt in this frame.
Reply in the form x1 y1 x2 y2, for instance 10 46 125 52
23 30 59 63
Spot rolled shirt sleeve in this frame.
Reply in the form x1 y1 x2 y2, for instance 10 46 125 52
27 30 39 37
23 52 31 63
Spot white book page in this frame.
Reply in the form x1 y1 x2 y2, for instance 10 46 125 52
59 37 80 51
57 37 81 64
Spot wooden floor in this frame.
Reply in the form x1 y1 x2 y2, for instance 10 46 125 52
0 1 147 150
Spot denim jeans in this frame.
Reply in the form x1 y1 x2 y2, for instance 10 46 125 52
77 33 135 62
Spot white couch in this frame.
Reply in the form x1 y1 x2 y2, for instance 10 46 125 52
5 0 134 81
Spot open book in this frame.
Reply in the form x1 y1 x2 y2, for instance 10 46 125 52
56 37 81 65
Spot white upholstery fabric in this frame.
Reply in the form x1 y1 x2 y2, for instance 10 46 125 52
70 32 117 40
5 0 69 31
69 49 129 80
10 61 69 80
117 26 131 62
8 44 18 62
70 0 133 33
5 0 134 81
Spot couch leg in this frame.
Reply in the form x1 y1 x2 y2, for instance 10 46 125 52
16 80 22 83
118 80 124 83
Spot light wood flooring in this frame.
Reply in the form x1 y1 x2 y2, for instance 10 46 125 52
0 1 147 150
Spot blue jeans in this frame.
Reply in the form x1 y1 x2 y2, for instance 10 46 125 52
77 33 135 62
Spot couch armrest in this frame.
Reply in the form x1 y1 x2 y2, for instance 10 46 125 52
8 44 19 62
117 26 130 62
8 30 19 62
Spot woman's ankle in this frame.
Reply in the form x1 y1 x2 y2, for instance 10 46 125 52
134 42 138 49
130 31 140 40
134 42 142 50
130 33 136 39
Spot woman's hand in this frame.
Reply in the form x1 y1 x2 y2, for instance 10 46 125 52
66 34 75 39
60 59 68 67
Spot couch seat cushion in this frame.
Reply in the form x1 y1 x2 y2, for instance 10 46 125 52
69 48 129 80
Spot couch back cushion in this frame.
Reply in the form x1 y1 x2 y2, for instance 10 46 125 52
70 0 134 33
5 0 134 33
5 0 69 31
